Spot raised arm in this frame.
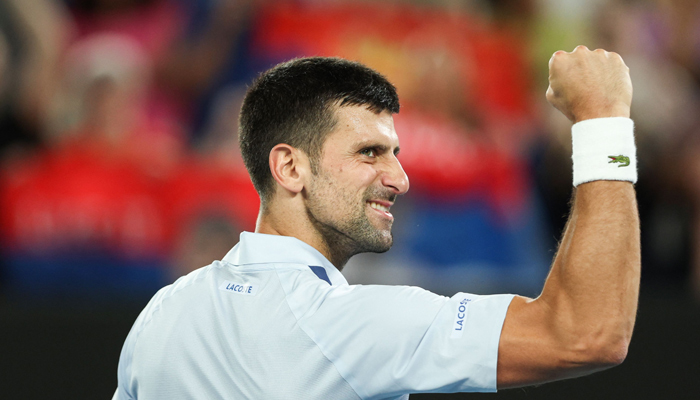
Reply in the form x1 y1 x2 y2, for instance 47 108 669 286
496 46 640 388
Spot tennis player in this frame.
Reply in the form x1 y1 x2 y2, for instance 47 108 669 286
113 45 639 399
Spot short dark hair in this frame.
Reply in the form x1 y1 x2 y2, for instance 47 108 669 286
238 57 400 205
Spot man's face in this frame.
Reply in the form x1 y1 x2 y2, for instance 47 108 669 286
305 105 409 257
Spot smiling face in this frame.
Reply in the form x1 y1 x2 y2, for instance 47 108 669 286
304 105 409 263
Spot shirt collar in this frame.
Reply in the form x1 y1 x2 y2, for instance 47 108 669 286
223 231 348 286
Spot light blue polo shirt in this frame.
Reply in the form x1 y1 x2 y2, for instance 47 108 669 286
113 232 514 400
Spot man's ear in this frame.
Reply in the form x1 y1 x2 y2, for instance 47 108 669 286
269 144 310 194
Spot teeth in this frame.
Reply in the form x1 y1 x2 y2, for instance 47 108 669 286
369 202 389 212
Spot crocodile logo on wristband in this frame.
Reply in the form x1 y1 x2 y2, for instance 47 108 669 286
608 155 630 167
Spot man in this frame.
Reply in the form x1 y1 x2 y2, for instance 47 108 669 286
114 46 639 399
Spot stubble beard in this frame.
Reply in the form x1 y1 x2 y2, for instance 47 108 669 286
306 171 395 268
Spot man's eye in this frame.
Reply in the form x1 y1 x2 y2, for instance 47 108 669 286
360 148 376 157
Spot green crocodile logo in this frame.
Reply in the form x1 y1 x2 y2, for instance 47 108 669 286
608 155 630 167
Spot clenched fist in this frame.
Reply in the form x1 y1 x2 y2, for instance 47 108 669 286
546 45 632 123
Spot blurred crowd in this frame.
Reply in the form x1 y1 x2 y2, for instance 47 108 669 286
1 0 699 302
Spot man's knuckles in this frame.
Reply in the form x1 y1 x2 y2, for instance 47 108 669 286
550 48 629 75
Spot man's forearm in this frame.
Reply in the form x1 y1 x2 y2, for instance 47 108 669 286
541 180 640 365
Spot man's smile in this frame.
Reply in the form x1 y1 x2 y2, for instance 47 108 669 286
367 200 394 220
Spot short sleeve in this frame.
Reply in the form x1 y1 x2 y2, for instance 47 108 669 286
289 283 514 399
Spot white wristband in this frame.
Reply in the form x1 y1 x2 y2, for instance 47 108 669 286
571 117 637 187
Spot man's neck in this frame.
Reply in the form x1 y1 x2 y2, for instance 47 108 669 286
255 206 352 270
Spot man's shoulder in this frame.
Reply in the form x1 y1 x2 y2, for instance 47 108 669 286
334 283 448 300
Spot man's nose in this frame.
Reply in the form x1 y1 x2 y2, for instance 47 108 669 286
382 155 410 195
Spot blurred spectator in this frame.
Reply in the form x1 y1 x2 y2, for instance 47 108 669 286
156 0 262 146
161 0 257 98
0 0 70 155
0 0 72 293
48 0 187 144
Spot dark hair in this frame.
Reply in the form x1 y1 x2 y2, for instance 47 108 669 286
238 57 400 205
